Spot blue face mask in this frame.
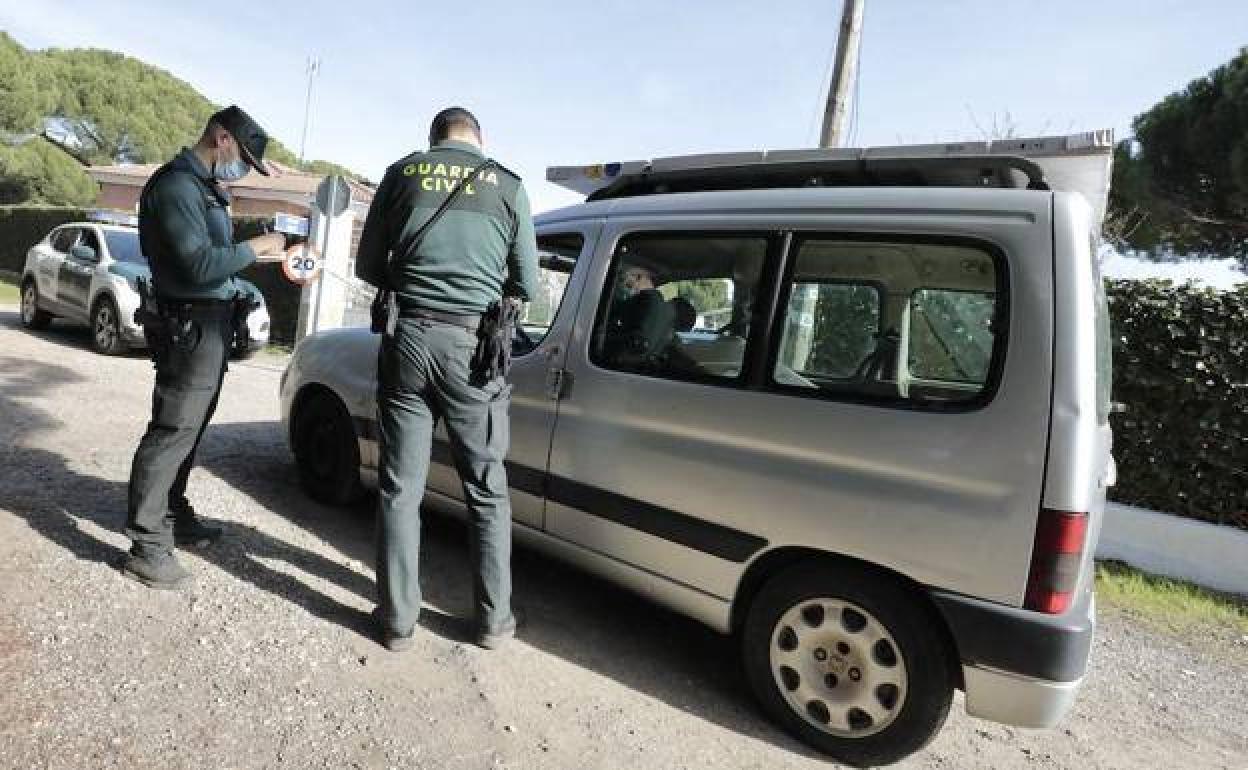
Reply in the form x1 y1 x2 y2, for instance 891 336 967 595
213 154 249 182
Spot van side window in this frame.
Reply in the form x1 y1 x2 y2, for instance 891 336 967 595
770 236 1004 407
591 233 770 382
908 289 994 383
775 282 881 382
516 233 583 355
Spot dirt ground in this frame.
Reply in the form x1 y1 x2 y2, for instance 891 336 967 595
1 307 1245 769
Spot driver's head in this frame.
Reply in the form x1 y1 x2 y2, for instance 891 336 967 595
621 264 656 294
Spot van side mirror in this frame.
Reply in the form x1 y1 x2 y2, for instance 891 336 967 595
70 244 97 262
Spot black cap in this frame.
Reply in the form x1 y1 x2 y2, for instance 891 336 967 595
211 105 270 176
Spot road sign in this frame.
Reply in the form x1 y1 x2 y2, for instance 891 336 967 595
314 175 351 217
281 243 322 286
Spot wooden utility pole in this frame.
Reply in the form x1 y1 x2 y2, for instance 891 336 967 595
819 0 865 148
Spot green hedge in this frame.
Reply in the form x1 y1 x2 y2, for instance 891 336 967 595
0 205 88 274
1107 279 1248 530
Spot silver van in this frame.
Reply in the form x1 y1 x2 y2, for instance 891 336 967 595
281 133 1115 766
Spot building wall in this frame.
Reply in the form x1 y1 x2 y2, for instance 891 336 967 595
230 198 311 219
98 184 139 212
96 182 311 219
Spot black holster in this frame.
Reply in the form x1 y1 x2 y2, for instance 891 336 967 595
470 299 520 385
230 291 260 353
371 288 399 337
133 277 174 353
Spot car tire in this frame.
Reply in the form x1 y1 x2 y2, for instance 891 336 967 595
292 389 365 506
20 279 53 330
742 561 955 768
90 295 127 355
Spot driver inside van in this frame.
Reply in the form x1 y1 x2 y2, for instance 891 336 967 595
602 256 675 369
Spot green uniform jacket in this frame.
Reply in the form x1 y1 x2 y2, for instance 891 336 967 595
138 148 256 301
355 140 539 315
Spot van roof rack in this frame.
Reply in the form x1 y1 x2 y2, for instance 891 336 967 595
547 129 1115 225
584 155 1049 200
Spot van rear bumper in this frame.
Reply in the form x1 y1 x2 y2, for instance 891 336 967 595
930 587 1095 727
961 665 1083 727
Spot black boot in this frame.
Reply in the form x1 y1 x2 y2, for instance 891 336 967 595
121 548 192 590
173 505 223 547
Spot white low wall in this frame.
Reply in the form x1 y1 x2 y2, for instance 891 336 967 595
1096 502 1248 597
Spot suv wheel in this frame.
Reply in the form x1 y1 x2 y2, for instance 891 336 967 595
20 280 53 330
742 561 954 767
292 389 365 505
91 296 126 355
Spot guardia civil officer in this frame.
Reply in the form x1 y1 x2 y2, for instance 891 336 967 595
122 106 286 590
356 107 538 652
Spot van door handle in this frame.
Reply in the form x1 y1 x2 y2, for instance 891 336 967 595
545 368 572 400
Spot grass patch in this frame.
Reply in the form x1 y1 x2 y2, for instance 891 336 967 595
0 277 19 305
263 343 294 356
1095 560 1248 638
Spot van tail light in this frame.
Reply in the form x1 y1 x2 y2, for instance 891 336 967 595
1024 509 1089 614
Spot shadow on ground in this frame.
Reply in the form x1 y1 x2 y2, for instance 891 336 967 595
196 417 816 757
0 327 816 760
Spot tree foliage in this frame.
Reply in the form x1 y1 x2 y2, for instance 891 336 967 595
1108 48 1248 264
0 32 366 204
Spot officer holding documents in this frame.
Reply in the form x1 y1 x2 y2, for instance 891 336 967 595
356 107 538 652
123 106 286 590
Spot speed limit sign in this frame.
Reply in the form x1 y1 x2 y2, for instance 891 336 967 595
281 243 322 286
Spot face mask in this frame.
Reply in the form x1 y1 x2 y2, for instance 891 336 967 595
213 150 249 182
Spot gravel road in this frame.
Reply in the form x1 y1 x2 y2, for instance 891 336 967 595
1 307 1246 769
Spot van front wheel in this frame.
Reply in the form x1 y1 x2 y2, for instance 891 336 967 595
742 562 954 767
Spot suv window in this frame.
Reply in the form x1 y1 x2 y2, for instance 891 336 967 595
50 227 78 253
591 232 770 382
770 236 1003 407
74 228 102 261
103 229 147 265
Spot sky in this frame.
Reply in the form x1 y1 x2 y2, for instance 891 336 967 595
3 0 1248 214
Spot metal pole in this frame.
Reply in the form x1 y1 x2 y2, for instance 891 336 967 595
818 0 865 148
311 177 336 333
298 56 320 164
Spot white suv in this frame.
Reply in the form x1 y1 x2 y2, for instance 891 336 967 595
20 219 271 357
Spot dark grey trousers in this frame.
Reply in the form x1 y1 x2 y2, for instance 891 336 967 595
375 317 514 637
126 317 231 555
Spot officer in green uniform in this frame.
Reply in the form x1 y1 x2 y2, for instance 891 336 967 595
356 107 538 652
123 106 286 590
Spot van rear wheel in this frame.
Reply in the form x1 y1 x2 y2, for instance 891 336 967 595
742 562 954 767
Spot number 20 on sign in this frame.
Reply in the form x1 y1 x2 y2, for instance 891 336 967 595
282 244 322 286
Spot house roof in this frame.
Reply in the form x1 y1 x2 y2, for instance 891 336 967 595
87 160 374 204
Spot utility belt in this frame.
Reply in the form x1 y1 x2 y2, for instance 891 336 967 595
399 305 483 331
155 300 236 322
387 300 519 385
134 277 257 354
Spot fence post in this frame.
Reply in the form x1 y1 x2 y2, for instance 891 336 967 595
295 206 355 340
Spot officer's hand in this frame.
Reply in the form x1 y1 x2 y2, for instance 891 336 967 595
247 232 287 259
